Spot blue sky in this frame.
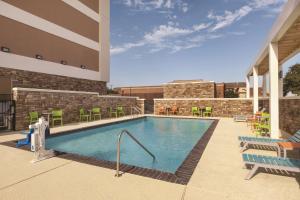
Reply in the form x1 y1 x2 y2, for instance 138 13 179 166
109 0 299 88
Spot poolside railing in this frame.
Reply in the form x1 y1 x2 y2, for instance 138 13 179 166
115 129 156 177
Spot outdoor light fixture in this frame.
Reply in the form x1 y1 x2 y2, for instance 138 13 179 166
1 46 10 53
60 60 67 65
35 54 43 60
80 65 86 69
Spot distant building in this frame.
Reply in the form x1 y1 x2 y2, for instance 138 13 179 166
114 86 163 113
224 82 247 98
115 80 250 100
114 85 163 100
163 80 216 98
115 80 251 112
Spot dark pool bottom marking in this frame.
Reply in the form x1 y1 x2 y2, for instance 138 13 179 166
1 119 219 185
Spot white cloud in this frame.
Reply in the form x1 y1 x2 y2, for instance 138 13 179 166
209 6 252 31
122 0 189 13
208 0 287 31
144 25 193 44
111 21 218 55
250 0 287 9
112 0 288 55
170 34 224 53
111 41 145 55
182 3 189 13
124 0 132 6
193 23 211 31
154 0 164 8
165 0 172 8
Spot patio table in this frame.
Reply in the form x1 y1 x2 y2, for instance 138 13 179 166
199 106 206 117
277 142 300 158
87 110 93 121
165 106 171 115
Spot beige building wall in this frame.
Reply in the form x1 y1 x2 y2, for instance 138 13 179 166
0 0 110 85
0 77 11 94
99 0 110 82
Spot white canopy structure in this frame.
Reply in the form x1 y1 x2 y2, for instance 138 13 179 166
246 0 300 139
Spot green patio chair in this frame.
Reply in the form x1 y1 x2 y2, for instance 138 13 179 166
29 111 38 124
92 107 101 120
108 107 118 118
192 107 200 116
203 107 212 117
254 113 270 136
52 109 63 127
79 108 90 122
117 106 125 117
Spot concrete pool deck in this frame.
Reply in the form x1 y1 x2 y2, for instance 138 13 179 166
0 117 299 200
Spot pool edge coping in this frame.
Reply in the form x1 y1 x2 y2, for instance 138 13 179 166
1 117 219 185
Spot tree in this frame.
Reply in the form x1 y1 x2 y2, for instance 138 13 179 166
283 63 300 96
224 88 239 98
107 87 118 94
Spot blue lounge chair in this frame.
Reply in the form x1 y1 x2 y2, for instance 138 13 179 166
16 128 34 147
242 153 300 180
239 130 300 152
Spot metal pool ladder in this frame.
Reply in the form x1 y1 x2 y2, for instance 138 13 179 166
130 106 142 117
115 129 156 177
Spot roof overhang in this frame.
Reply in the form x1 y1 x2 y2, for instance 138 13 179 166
247 0 300 76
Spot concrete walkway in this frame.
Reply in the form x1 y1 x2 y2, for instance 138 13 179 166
0 118 299 200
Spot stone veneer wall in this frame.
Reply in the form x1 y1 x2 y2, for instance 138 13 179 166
13 88 144 130
259 98 269 112
154 98 253 117
163 82 215 98
279 98 300 134
137 99 145 114
259 97 300 134
0 67 107 94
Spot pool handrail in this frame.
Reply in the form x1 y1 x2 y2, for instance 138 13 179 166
115 129 156 177
130 106 142 116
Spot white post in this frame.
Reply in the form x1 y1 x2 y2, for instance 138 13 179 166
279 65 283 97
246 76 250 98
269 42 280 139
253 66 259 113
262 74 267 97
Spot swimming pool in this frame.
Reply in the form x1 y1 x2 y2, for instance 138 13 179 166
46 117 213 173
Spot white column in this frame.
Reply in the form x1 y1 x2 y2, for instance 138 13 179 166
262 74 267 97
279 65 283 97
246 76 250 98
253 66 259 113
269 42 280 139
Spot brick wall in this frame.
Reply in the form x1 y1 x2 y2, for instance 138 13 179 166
13 88 144 130
154 98 253 117
163 82 215 98
0 67 107 94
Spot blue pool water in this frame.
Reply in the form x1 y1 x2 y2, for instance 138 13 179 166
46 117 213 173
